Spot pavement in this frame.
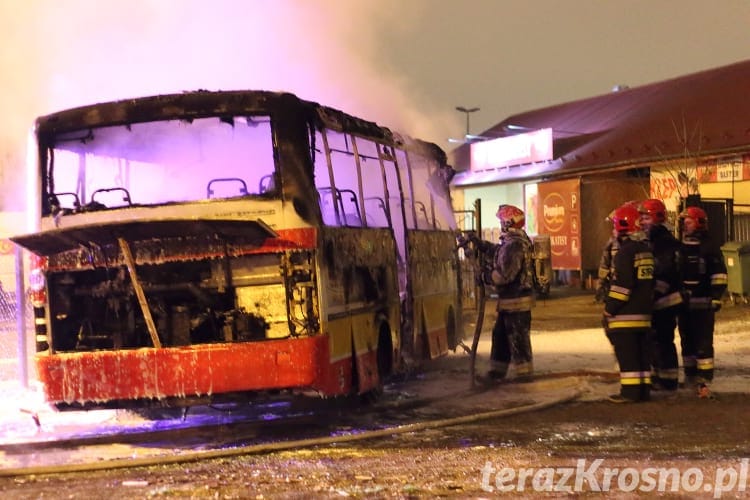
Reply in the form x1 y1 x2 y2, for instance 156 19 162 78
1 286 749 449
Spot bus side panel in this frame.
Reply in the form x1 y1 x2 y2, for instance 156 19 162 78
419 296 451 359
408 230 460 360
313 315 355 395
35 337 330 404
317 227 400 391
351 313 379 393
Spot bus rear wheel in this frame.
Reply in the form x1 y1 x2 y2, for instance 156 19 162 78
376 321 393 379
446 306 458 350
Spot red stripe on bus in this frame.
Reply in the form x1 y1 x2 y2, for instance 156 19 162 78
36 334 343 404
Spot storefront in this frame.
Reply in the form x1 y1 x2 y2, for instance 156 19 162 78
449 59 750 285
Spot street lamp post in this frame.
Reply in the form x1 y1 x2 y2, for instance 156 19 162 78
455 106 480 137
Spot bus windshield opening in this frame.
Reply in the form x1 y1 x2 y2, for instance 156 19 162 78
47 115 275 211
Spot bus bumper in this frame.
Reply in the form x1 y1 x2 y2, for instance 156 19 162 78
35 335 349 406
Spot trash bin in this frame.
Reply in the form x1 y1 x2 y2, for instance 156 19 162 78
720 241 750 302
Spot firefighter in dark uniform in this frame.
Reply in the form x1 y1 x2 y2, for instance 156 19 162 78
595 232 619 303
595 201 638 303
603 203 655 403
677 206 728 398
638 198 683 391
475 204 535 381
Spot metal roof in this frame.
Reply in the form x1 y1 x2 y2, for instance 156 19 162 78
451 59 750 186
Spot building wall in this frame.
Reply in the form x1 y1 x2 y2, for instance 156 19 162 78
450 150 750 282
455 174 648 277
581 175 649 275
699 181 750 210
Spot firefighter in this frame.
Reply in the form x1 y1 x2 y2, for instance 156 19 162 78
677 206 728 398
603 203 654 403
638 198 683 392
594 232 618 303
475 204 535 381
595 201 638 303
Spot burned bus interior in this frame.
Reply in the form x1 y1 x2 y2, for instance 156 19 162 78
42 115 276 216
18 91 456 366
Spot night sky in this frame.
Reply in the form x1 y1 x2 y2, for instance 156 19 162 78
1 0 749 209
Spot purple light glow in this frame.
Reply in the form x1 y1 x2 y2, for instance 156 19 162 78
0 1 455 212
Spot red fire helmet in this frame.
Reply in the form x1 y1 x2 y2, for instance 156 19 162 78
612 203 640 234
679 206 708 231
496 204 525 230
638 198 667 224
606 200 638 222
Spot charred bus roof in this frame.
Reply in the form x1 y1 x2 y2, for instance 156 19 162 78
35 90 406 148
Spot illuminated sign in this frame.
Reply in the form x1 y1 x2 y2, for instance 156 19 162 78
542 193 566 232
470 128 553 172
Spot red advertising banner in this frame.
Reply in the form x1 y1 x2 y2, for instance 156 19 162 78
696 154 750 182
537 178 581 270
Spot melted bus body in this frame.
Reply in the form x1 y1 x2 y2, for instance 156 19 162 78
11 91 461 410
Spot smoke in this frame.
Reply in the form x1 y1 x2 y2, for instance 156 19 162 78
0 0 459 212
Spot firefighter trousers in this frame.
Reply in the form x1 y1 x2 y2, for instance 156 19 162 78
490 310 533 378
606 327 651 402
678 307 715 383
650 306 680 390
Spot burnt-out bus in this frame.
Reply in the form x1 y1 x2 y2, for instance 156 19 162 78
11 90 462 409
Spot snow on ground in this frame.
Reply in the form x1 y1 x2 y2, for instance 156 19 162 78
0 288 748 445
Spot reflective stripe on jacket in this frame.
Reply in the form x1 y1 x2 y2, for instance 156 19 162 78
604 235 654 329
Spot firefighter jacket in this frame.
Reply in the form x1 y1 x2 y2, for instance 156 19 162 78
595 235 618 300
680 232 728 310
646 224 683 310
604 235 654 329
489 228 535 312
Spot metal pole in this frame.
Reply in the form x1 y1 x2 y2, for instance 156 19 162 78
14 245 28 388
455 106 480 137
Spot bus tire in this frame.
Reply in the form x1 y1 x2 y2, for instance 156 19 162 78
446 306 458 350
377 320 393 379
